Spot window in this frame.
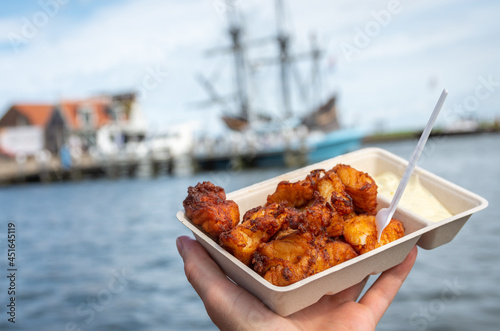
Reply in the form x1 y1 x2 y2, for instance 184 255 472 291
16 115 29 126
78 106 94 129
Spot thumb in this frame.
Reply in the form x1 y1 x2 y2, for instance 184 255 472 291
176 235 277 330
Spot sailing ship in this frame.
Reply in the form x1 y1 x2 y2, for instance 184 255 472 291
193 0 363 170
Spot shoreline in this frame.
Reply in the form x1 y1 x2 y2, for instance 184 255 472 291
363 126 500 143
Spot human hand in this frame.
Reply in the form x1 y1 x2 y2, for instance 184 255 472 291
176 235 417 331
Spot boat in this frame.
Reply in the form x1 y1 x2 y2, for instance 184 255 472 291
192 0 363 170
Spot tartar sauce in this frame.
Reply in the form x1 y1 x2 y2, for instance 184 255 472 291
374 171 453 222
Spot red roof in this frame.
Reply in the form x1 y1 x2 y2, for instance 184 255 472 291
11 104 54 127
59 98 112 129
59 101 79 128
2 95 128 130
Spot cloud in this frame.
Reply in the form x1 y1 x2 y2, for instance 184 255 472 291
0 0 225 118
0 17 20 44
0 0 499 132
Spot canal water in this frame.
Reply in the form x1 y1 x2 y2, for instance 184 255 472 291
0 133 498 330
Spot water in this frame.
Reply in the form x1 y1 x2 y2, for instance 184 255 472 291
366 133 500 330
0 133 498 331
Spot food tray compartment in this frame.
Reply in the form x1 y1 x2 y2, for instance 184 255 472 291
177 147 488 315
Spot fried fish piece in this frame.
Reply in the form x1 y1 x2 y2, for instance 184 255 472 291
241 203 282 222
323 239 358 266
317 170 354 216
289 196 344 237
183 182 240 239
342 211 358 222
219 203 287 265
266 170 324 208
333 164 378 215
310 237 358 275
254 232 358 286
253 230 315 286
343 215 404 254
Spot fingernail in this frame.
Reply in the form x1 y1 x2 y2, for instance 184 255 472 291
176 237 184 257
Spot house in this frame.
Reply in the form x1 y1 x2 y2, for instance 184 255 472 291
0 92 147 157
0 104 55 156
55 93 147 155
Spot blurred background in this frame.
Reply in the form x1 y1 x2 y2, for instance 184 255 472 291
0 0 499 330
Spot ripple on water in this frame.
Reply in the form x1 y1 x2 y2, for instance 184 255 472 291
0 134 498 330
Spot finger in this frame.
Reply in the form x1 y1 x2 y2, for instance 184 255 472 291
176 236 277 330
358 245 418 323
176 235 238 301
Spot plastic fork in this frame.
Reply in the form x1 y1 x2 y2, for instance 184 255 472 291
375 89 448 241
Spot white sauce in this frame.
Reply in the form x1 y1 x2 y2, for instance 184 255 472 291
374 171 453 222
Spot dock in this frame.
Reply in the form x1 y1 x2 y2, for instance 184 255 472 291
0 146 309 185
0 152 181 185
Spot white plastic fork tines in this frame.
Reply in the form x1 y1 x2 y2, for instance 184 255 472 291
375 89 448 241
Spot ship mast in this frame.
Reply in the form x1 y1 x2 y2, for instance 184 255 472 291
226 0 250 123
198 0 329 131
275 0 292 119
309 33 323 109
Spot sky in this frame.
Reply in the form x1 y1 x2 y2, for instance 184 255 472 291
1 0 499 135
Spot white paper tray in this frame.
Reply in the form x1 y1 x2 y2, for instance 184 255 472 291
177 147 488 316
